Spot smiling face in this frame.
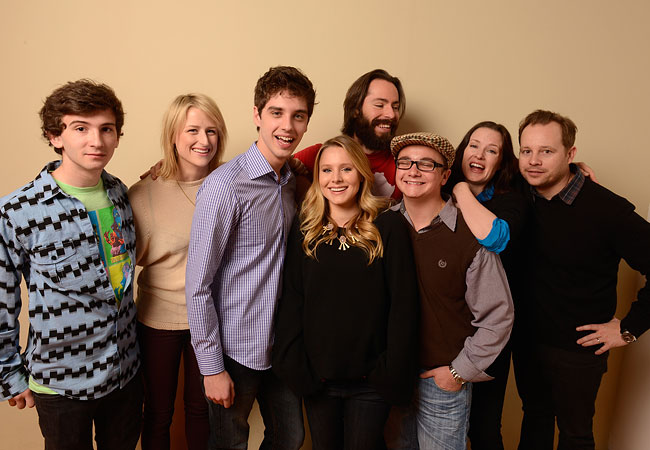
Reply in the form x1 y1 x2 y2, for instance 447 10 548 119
519 122 576 199
49 109 119 187
354 79 400 152
461 127 503 195
395 145 450 201
254 90 309 174
318 145 362 216
174 107 220 181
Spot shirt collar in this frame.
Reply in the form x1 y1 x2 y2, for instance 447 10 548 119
530 163 584 205
476 184 495 203
34 160 119 201
393 194 457 233
245 142 293 185
33 161 63 201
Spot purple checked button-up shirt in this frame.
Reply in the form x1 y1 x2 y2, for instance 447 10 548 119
186 143 296 375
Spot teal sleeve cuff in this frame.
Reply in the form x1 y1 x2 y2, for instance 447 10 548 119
478 218 510 254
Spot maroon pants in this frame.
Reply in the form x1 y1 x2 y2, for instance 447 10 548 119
138 322 209 450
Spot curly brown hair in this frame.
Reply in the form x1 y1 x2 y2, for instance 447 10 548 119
253 66 316 121
40 79 125 154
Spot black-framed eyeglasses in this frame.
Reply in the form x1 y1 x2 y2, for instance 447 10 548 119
395 158 445 172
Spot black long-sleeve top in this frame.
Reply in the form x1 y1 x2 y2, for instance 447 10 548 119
272 210 420 405
523 177 650 350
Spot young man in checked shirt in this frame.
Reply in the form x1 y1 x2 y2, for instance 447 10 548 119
0 80 141 449
186 66 316 449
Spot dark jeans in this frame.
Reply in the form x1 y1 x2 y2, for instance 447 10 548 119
516 344 608 450
138 322 209 450
304 381 390 450
206 355 304 450
468 339 512 450
33 374 143 450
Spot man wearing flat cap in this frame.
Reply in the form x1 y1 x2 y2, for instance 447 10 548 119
386 132 514 449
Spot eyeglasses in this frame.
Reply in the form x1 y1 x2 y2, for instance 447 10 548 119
395 159 445 172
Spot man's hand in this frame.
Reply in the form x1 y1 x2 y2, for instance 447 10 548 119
139 160 164 180
575 161 599 184
8 389 34 409
576 317 627 355
288 157 309 177
419 366 462 392
204 371 236 408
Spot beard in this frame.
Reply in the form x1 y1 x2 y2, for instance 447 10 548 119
353 116 398 152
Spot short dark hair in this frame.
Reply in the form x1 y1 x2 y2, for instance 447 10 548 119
447 121 518 195
40 79 125 155
254 66 316 118
341 69 405 137
518 109 577 150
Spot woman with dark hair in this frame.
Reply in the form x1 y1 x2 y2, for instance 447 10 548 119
445 121 527 450
273 135 419 449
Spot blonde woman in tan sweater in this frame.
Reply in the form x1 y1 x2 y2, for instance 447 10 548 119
128 94 227 450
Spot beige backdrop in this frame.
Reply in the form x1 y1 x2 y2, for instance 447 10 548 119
1 1 649 449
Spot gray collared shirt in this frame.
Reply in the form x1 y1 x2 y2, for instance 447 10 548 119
393 198 514 381
186 143 296 375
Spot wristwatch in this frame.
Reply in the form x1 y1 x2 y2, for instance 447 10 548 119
449 365 467 385
621 329 637 343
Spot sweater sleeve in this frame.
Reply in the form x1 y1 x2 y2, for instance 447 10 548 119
272 219 322 397
614 200 650 338
368 211 420 405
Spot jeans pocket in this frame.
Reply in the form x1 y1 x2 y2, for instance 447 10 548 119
432 375 462 393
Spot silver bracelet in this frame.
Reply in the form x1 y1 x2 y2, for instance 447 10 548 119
449 365 467 385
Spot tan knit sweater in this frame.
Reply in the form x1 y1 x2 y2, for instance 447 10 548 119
128 175 205 330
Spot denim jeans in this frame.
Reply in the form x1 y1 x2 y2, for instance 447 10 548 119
33 374 143 450
304 381 390 450
384 376 471 450
206 355 304 450
415 376 472 450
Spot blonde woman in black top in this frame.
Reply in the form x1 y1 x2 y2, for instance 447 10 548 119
273 135 419 450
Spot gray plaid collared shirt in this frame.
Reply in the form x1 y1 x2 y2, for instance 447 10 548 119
531 164 585 205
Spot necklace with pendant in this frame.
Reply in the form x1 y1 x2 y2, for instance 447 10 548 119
176 180 196 206
322 222 357 251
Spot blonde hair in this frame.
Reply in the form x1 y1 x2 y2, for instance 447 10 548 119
300 135 389 264
159 93 228 180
